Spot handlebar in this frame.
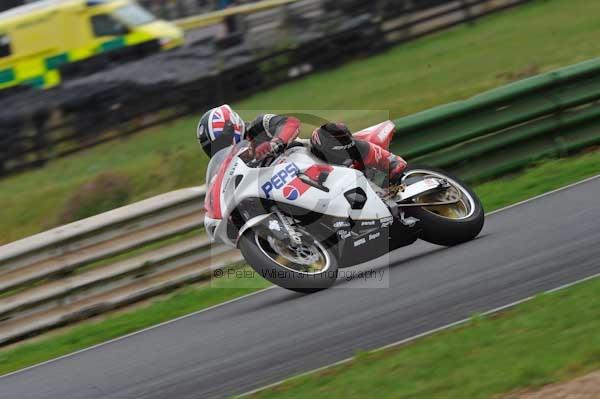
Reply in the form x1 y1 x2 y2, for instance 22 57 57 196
245 144 286 168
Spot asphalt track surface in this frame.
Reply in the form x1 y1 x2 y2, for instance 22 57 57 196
2 176 600 399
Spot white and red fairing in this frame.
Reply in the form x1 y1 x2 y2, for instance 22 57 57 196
204 121 396 246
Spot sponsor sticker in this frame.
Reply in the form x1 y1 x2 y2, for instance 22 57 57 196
332 143 355 150
361 220 376 226
338 230 351 239
283 178 309 201
222 161 238 194
369 232 381 240
353 238 367 247
334 221 351 228
261 163 311 200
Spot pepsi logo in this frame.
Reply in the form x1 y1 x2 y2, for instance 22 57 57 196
260 163 311 201
283 185 299 200
261 163 300 198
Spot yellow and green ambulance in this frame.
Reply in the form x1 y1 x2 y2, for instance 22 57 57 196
0 0 184 90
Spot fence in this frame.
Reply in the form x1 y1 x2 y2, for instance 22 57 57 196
0 0 530 177
139 0 456 22
2 55 600 345
173 0 297 30
391 57 600 182
141 0 289 21
0 187 242 345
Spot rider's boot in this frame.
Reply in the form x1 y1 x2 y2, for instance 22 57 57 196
354 141 407 185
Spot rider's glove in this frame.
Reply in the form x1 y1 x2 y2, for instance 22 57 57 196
254 138 285 160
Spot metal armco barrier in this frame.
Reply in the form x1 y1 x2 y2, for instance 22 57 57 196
0 0 530 176
0 187 243 346
174 0 297 30
391 57 600 182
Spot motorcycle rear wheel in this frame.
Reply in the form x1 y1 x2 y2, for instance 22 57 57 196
238 229 339 293
402 166 484 246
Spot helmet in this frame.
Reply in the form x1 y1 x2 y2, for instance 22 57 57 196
197 104 246 157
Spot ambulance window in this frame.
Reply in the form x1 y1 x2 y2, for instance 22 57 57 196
0 35 11 58
114 4 155 26
91 14 129 37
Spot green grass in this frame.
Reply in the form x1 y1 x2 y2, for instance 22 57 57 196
0 148 599 377
476 148 600 211
247 277 600 399
2 0 600 244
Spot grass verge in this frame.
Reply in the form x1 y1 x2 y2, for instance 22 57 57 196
2 0 600 243
0 265 270 376
0 149 599 377
246 277 600 399
475 148 600 211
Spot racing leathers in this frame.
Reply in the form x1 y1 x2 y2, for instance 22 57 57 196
245 115 407 184
310 122 407 184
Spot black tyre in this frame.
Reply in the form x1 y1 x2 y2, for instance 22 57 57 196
238 229 338 293
402 166 484 246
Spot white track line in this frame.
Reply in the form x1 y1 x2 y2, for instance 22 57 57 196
486 174 600 216
240 270 600 397
1 174 599 381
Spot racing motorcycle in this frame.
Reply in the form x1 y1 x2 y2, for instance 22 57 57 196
204 121 484 293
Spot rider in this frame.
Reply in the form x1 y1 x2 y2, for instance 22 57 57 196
196 104 407 183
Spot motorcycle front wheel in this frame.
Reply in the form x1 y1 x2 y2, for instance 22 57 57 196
402 166 485 246
238 229 338 293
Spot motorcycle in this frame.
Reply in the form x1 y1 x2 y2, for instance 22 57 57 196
204 121 484 293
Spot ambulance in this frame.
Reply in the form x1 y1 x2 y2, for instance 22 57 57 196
0 0 184 90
